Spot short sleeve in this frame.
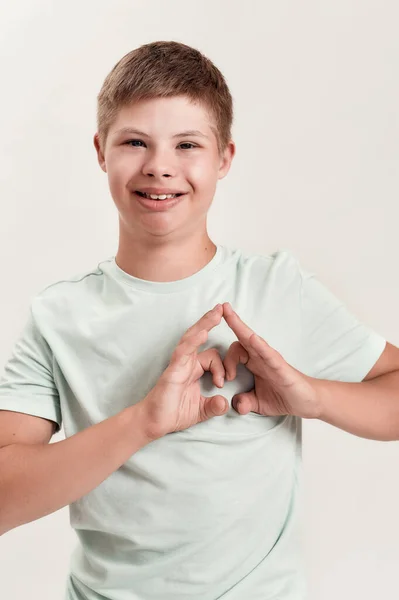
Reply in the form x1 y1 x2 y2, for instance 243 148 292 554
300 266 386 382
0 306 62 433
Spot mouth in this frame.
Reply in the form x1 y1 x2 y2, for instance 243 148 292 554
135 191 186 201
134 191 187 211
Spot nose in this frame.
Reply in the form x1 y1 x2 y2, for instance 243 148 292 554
142 149 177 179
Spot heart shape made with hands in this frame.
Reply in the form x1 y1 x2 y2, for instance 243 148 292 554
197 303 255 413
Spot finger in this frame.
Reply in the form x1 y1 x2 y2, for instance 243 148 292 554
181 304 223 342
222 303 256 351
231 390 258 415
173 329 208 366
197 348 226 387
223 341 249 381
249 333 283 369
199 394 229 421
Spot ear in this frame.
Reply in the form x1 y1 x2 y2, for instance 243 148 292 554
218 140 236 180
93 133 107 173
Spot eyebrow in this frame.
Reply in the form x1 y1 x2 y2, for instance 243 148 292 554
113 127 209 139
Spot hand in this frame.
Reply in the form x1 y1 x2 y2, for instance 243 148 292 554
222 302 320 419
140 304 229 440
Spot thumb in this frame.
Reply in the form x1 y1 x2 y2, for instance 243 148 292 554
232 391 257 415
201 395 229 421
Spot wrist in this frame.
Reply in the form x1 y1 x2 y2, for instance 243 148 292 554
308 377 330 420
120 401 163 445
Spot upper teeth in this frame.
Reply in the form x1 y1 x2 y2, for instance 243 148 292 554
141 192 179 200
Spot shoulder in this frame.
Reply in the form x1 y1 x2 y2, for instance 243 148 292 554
233 245 303 282
30 257 114 324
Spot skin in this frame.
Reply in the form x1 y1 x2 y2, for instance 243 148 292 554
93 95 236 282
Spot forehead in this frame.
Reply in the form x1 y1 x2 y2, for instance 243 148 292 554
110 96 216 137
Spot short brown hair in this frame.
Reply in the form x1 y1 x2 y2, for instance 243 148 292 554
96 40 234 156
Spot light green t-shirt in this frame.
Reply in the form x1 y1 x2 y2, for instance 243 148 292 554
0 245 386 600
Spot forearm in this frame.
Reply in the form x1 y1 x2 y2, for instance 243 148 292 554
313 370 399 441
0 402 153 535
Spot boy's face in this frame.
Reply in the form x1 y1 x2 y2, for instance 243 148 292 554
94 95 235 240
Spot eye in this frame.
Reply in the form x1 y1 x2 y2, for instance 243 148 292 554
124 139 145 147
178 143 197 150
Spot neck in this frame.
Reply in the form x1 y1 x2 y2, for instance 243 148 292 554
115 233 217 282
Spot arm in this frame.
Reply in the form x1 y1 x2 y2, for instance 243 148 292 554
313 369 399 441
0 403 153 536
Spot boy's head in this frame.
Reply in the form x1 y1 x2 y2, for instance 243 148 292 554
93 41 235 242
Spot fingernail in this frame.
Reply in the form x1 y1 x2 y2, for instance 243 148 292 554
225 303 234 314
219 376 224 386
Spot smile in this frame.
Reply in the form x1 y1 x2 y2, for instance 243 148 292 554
134 192 186 210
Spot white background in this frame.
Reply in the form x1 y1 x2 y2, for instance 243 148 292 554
0 1 398 598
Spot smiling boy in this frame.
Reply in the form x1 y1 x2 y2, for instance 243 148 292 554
94 92 233 281
0 40 398 600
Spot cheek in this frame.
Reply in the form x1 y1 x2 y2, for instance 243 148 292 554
187 159 218 188
107 161 133 191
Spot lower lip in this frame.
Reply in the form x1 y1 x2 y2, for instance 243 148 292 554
135 192 186 211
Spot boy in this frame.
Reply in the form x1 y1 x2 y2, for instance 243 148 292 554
0 40 398 600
